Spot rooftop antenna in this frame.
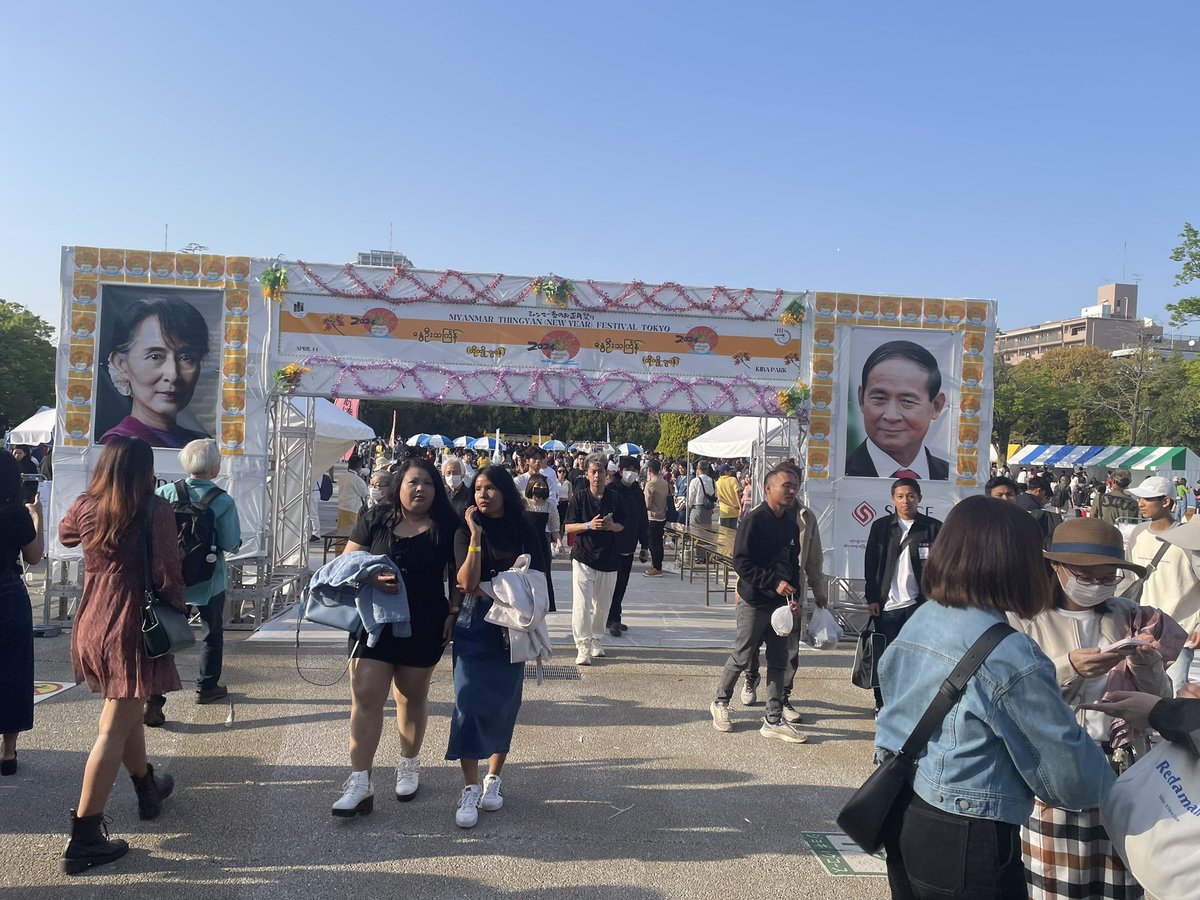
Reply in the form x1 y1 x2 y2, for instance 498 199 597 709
1131 272 1143 286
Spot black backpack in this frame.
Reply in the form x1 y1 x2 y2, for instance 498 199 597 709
171 480 225 586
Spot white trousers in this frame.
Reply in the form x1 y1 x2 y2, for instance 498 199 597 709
571 560 617 649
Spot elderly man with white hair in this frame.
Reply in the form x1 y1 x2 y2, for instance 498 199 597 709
442 456 471 521
148 439 242 724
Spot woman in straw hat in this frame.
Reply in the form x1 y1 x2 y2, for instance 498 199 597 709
1010 516 1182 899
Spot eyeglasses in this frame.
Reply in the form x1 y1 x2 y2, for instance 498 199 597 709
1064 568 1122 586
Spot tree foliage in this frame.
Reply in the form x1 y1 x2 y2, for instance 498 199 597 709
0 300 55 435
995 340 1200 455
1166 222 1200 327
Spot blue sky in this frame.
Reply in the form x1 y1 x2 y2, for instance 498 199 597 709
2 2 1196 333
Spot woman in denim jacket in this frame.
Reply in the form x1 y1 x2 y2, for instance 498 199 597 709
875 496 1114 899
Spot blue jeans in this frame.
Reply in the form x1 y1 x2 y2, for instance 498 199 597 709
195 591 226 690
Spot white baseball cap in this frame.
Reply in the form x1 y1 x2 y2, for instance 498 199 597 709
1127 475 1174 499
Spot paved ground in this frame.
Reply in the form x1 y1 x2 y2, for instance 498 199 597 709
8 498 889 899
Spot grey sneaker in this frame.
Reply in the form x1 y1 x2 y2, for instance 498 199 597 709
781 701 803 724
710 701 733 733
760 718 807 743
740 681 758 706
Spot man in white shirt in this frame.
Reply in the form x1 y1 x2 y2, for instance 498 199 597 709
844 340 949 480
1124 475 1200 631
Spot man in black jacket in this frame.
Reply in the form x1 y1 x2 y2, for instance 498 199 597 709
607 456 649 637
863 477 943 711
711 466 807 743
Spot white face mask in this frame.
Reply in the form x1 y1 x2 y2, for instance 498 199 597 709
621 470 638 484
445 474 463 490
368 487 384 503
1060 571 1117 608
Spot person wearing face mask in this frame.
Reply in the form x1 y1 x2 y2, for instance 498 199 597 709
442 458 471 521
604 458 649 637
1008 517 1177 899
367 471 393 510
522 474 558 612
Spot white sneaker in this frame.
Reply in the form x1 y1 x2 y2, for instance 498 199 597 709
740 681 758 706
589 642 606 658
456 784 482 828
575 647 591 666
710 701 733 733
395 756 419 801
480 774 504 811
331 770 374 817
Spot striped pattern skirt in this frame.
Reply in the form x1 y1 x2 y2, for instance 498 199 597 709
1021 800 1143 899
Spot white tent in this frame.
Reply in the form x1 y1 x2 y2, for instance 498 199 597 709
290 398 376 473
6 406 55 445
688 416 787 458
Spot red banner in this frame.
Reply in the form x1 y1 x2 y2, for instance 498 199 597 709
334 398 360 418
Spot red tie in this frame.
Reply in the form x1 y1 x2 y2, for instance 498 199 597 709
892 469 920 479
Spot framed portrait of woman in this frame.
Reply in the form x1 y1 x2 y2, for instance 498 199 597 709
92 285 223 449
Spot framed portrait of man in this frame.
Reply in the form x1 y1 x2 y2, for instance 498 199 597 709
841 330 958 481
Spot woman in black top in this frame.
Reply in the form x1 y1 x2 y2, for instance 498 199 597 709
0 450 44 776
332 457 461 816
447 465 549 828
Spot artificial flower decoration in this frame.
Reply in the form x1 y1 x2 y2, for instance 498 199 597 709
261 262 289 303
780 297 805 327
776 380 810 416
531 274 574 308
273 363 309 395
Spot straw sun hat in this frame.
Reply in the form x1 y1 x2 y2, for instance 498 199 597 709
1042 518 1147 577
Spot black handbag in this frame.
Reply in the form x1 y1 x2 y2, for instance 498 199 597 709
141 501 196 659
836 621 1014 853
851 622 888 690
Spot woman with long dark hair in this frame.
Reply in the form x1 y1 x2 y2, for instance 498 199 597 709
0 450 44 777
331 457 462 816
57 436 185 874
448 464 549 828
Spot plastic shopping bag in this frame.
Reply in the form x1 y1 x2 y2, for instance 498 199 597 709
808 606 843 650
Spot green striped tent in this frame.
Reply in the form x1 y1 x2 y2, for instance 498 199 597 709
1008 444 1200 473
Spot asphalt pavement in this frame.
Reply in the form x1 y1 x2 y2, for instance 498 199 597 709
6 510 889 899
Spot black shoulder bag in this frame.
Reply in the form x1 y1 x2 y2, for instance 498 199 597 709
141 501 196 659
837 621 1014 853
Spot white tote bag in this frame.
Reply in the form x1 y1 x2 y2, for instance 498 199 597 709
1101 737 1200 900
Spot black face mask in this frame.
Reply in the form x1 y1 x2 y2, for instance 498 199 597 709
531 489 550 500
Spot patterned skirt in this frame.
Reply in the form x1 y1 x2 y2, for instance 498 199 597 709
1022 800 1143 899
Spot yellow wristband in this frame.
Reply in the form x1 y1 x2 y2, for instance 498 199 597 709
468 545 482 553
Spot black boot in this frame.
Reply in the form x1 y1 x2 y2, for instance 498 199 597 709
130 762 175 821
143 695 166 728
60 809 129 875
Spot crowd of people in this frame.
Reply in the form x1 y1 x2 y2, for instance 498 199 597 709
6 431 1200 896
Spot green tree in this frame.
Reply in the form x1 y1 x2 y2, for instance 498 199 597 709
1166 222 1200 327
0 300 55 435
655 413 707 458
